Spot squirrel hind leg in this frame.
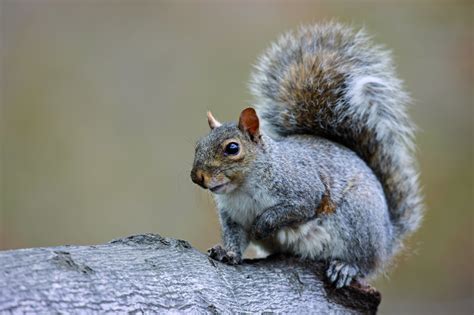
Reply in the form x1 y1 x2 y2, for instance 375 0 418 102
326 260 360 288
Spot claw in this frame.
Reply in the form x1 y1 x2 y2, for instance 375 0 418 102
336 266 350 288
327 260 359 288
330 262 344 283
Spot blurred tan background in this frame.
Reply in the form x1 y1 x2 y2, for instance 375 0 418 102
1 1 472 314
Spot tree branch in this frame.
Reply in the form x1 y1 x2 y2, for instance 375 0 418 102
0 234 381 314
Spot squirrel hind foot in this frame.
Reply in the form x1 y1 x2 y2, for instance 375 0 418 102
326 260 360 288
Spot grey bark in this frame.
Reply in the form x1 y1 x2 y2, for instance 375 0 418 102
0 234 381 314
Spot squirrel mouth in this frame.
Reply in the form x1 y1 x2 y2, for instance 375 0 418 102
209 183 230 194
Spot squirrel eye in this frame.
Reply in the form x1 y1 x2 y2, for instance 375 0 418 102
224 142 240 156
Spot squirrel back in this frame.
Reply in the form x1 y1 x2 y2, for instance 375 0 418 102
250 22 423 245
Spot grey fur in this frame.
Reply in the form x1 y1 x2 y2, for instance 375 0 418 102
250 22 423 246
191 22 422 287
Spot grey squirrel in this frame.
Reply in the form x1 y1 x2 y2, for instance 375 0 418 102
190 22 423 288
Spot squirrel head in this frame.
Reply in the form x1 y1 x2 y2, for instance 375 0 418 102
191 108 262 194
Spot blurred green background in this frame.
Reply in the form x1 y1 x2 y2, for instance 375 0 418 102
0 1 472 314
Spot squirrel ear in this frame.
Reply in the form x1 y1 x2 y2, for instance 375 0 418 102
207 111 222 129
238 107 260 141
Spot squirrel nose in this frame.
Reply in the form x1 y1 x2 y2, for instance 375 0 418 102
191 169 207 189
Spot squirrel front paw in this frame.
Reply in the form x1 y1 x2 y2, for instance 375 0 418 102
207 245 242 265
326 260 360 288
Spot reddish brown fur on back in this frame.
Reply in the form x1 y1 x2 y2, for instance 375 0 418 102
316 193 336 215
278 53 347 134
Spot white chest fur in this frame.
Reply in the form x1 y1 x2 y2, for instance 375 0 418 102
214 187 278 228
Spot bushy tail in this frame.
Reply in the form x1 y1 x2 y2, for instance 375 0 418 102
250 22 423 244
